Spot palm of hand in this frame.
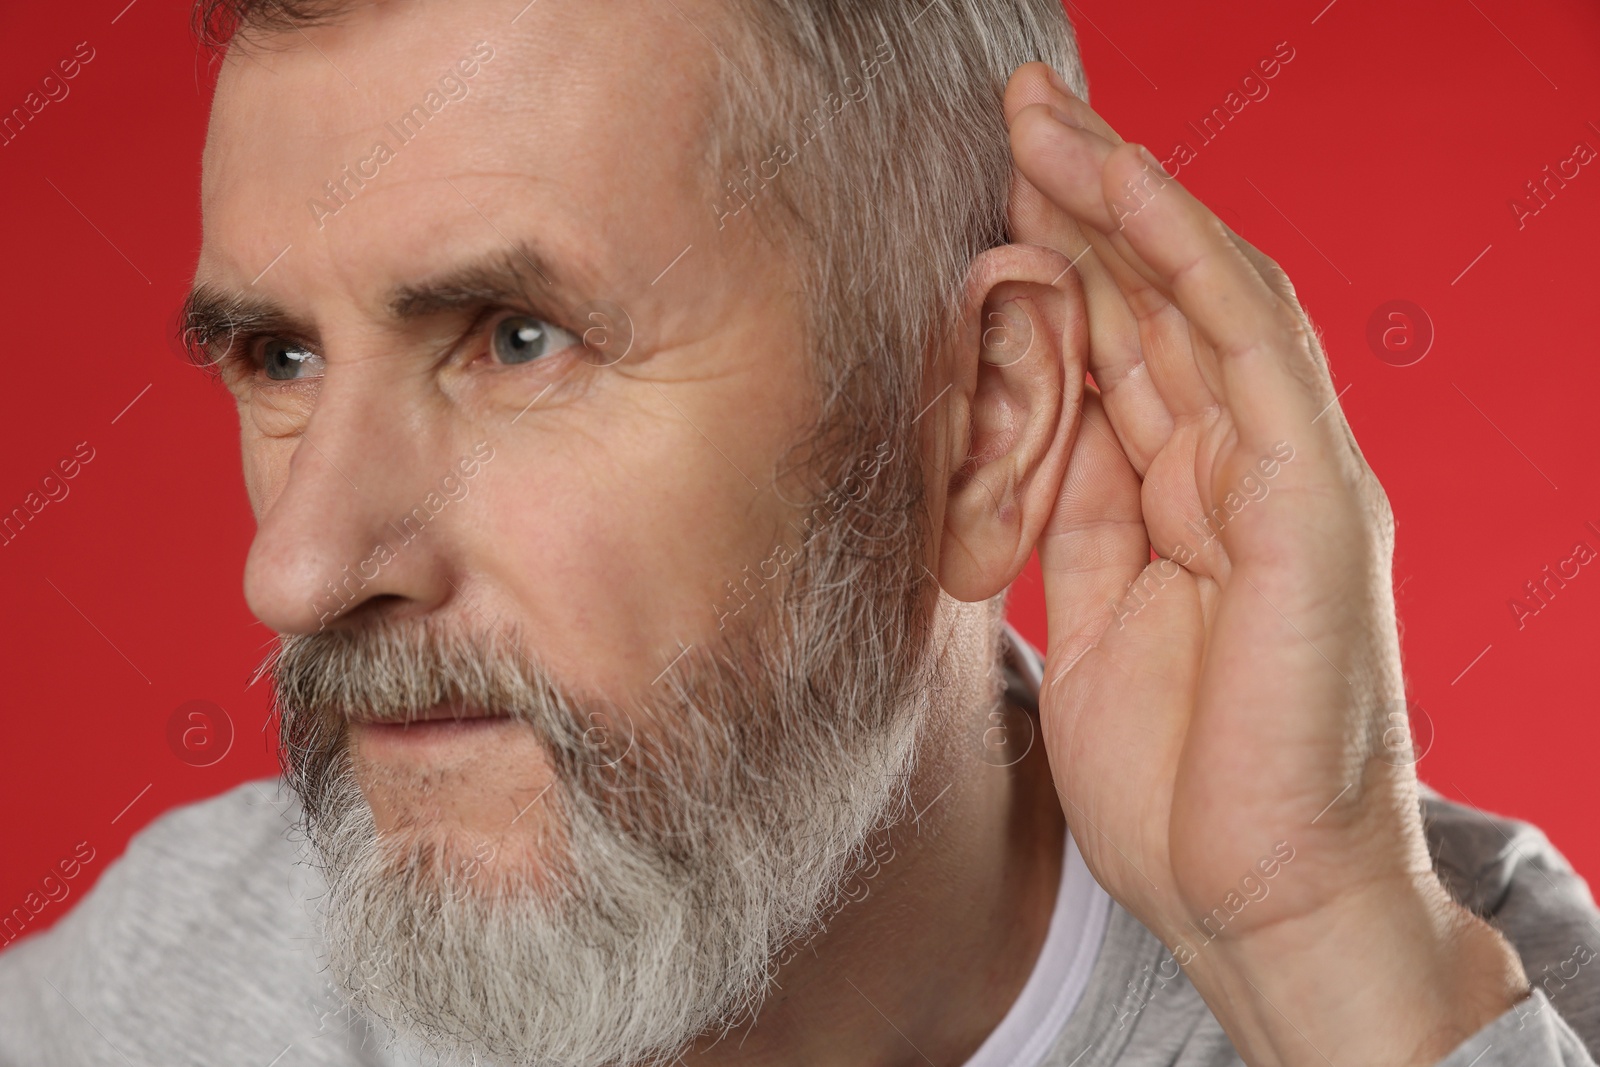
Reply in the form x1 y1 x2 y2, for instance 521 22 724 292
1004 70 1423 960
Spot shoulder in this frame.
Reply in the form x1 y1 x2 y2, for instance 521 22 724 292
1046 789 1600 1066
0 778 392 1066
1420 785 1590 916
11 777 312 955
1421 786 1600 1061
1043 903 1237 1066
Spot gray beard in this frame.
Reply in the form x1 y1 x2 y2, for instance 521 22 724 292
267 440 954 1067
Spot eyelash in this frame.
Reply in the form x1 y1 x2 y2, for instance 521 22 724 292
189 326 315 382
206 305 576 382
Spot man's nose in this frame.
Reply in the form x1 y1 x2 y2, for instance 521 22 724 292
243 376 458 635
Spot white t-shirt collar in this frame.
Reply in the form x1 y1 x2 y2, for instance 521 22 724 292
958 626 1112 1067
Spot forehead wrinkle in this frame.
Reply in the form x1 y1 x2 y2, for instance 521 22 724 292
199 0 770 359
205 1 730 230
183 235 596 357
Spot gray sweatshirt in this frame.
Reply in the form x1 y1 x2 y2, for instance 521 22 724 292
1 632 1595 1066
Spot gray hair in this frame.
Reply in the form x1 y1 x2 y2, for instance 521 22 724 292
195 0 1086 462
194 1 1085 628
707 0 1087 469
203 6 1086 1062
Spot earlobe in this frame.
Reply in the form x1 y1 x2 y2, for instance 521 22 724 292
935 244 1087 602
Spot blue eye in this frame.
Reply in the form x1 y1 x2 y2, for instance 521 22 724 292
492 315 576 365
262 339 322 381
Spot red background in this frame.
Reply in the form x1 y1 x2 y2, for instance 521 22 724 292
2 0 1596 934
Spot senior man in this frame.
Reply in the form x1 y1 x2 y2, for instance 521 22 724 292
1 1 1596 1065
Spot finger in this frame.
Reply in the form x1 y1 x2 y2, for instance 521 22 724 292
1006 65 1233 328
1006 67 1234 426
1100 141 1332 450
1004 165 1173 475
1015 97 1327 451
1137 419 1234 585
1009 108 1224 430
1003 62 1125 148
1003 68 1180 473
1036 388 1149 694
1004 66 1182 299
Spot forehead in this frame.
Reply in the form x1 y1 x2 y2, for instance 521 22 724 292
198 0 728 296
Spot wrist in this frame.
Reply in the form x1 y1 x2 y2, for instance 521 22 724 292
1182 873 1530 1067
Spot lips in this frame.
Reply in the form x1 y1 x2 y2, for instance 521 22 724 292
347 703 507 726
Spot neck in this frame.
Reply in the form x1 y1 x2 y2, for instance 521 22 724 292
685 625 1066 1067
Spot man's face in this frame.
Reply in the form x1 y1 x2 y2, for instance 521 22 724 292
200 0 828 833
195 2 949 1062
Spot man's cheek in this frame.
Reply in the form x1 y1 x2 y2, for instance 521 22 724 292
244 387 317 441
484 483 653 679
241 435 298 518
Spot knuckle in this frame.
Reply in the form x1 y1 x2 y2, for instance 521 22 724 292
1277 310 1314 350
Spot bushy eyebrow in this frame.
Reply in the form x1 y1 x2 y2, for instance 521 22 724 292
387 243 569 320
178 240 582 367
178 286 309 368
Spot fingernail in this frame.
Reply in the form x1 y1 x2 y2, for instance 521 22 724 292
1137 144 1172 178
1048 105 1083 130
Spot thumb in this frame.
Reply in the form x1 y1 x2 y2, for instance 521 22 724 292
1037 389 1149 696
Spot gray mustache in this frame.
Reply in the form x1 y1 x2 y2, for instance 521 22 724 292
263 616 615 760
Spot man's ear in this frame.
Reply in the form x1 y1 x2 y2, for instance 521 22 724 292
930 243 1087 602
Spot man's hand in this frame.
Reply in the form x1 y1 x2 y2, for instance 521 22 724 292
1003 63 1530 1066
